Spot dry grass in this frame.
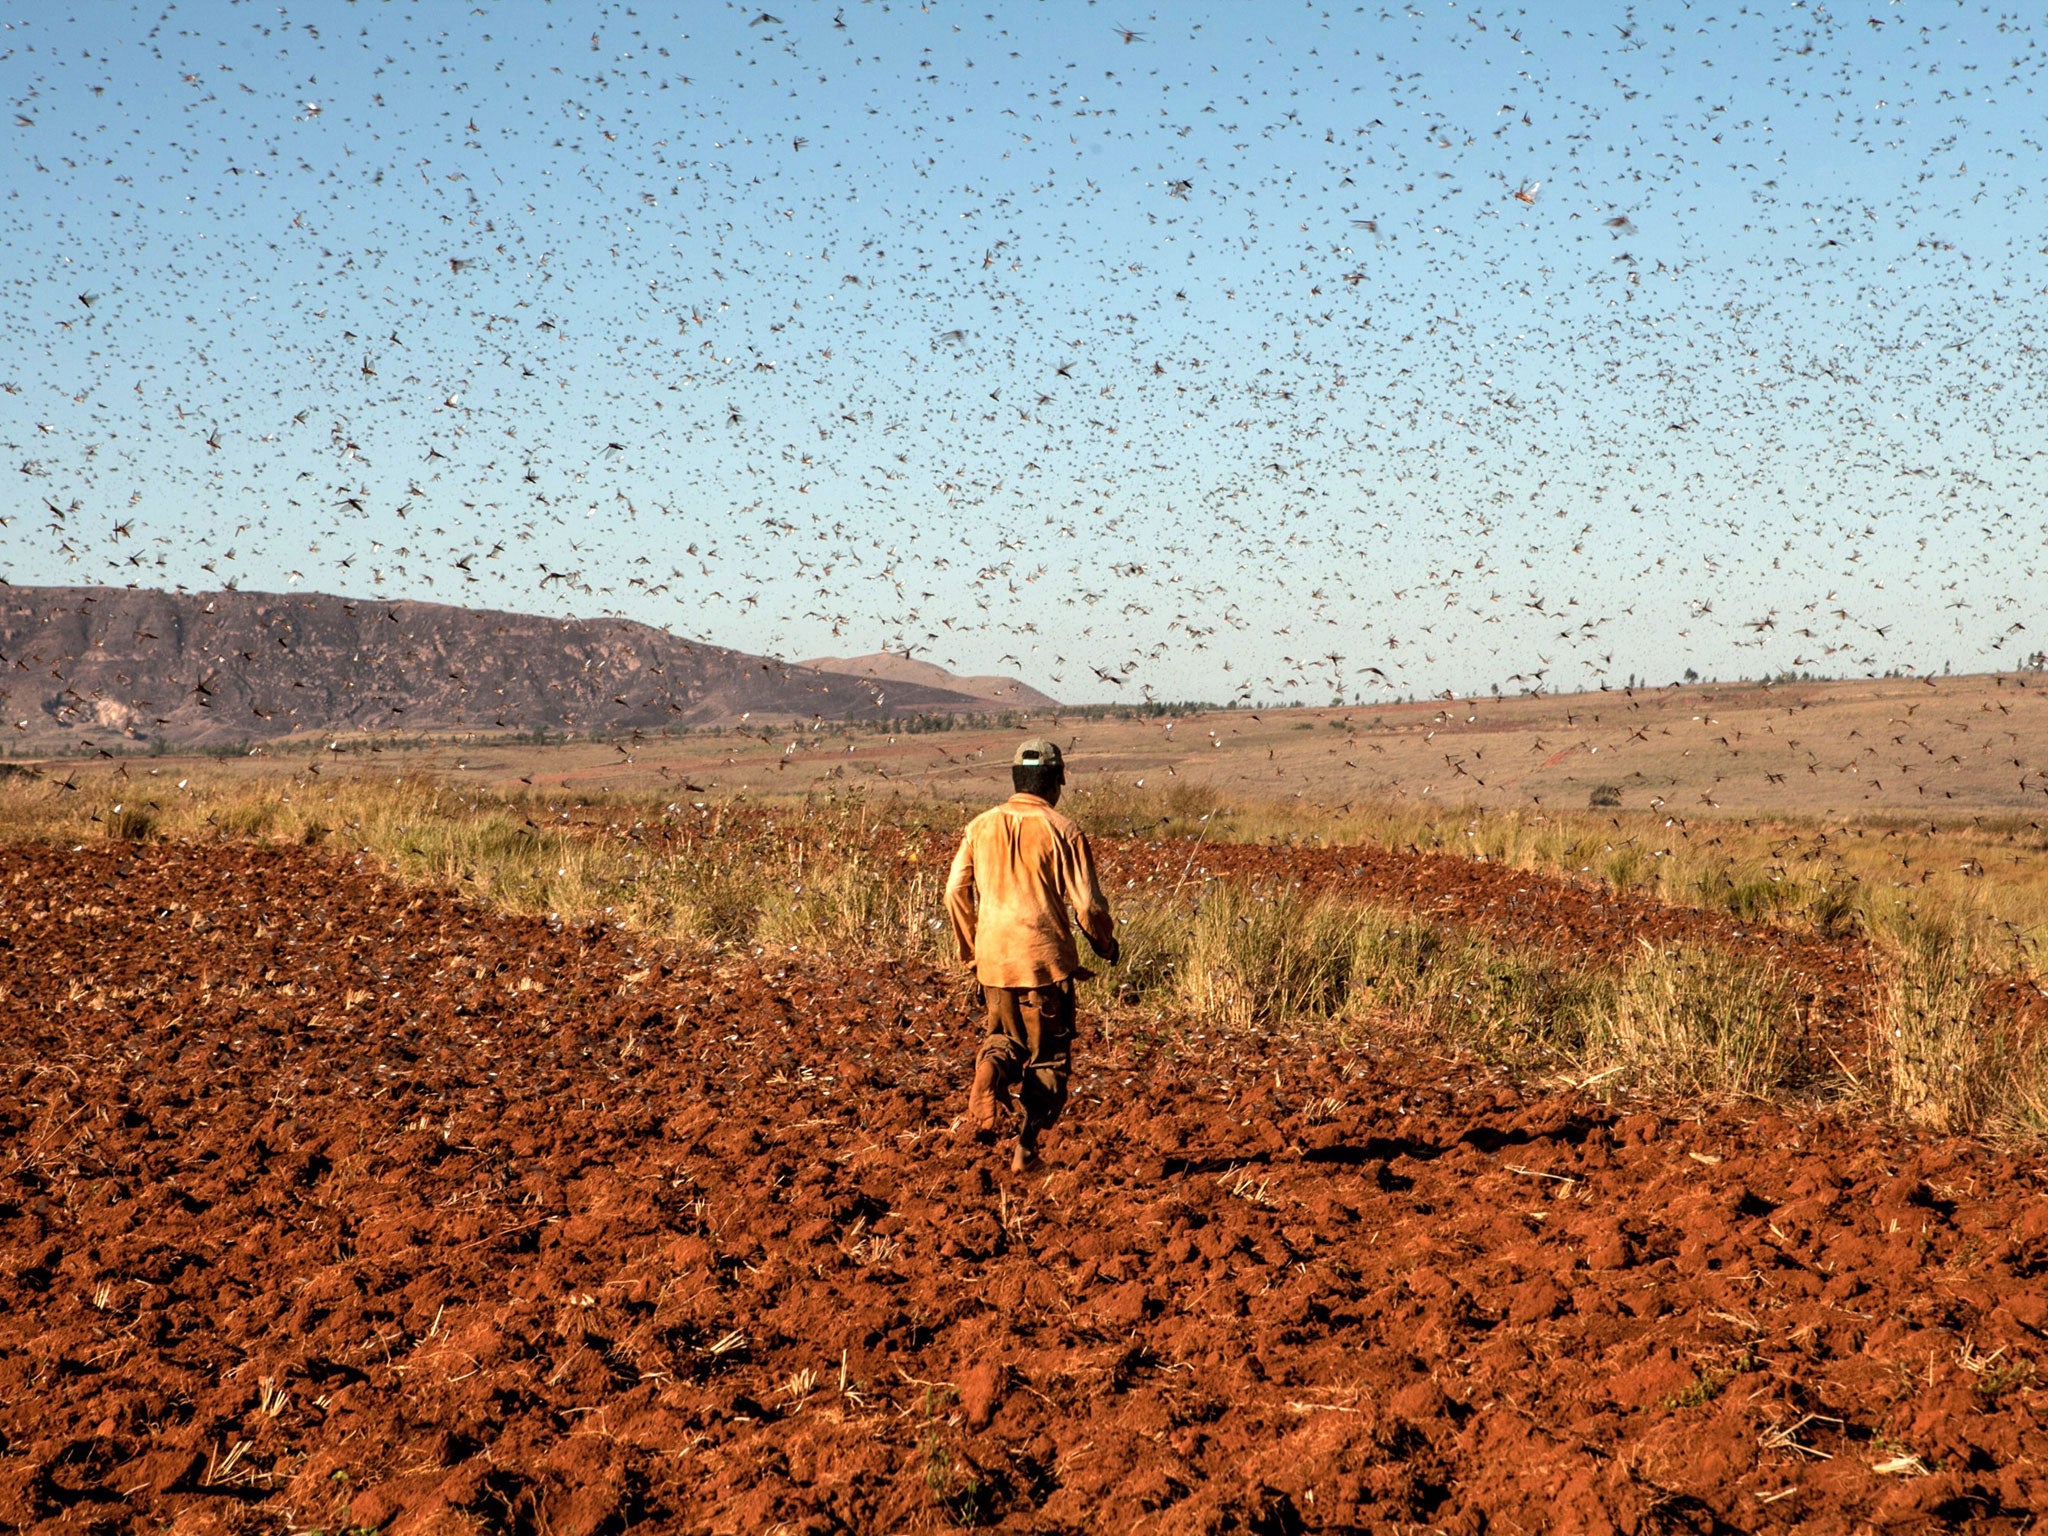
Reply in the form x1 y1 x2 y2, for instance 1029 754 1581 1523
1077 883 1609 1069
1163 885 1364 1031
0 769 958 960
1861 896 2048 1137
1591 944 1802 1100
1129 891 1807 1100
1048 770 2045 992
6 764 2045 1135
1185 794 2041 973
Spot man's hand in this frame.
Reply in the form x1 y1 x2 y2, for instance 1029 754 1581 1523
1087 929 1120 965
963 971 986 1011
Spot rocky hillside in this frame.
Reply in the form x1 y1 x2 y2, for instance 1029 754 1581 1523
0 587 1005 750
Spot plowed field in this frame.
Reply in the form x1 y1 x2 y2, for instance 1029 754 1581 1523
5 841 2047 1535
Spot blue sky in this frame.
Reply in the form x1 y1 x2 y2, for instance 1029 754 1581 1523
4 0 2045 704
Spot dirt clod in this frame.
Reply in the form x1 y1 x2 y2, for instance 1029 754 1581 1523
958 1359 1009 1430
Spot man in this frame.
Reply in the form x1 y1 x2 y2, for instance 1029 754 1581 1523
944 737 1118 1172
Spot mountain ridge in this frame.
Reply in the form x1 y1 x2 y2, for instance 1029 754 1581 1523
0 586 1042 750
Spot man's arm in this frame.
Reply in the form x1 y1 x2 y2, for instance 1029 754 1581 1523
1059 825 1118 964
942 832 980 969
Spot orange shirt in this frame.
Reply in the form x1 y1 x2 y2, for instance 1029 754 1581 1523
944 794 1116 989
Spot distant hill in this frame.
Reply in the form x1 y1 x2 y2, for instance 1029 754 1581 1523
801 651 1060 709
0 587 1001 750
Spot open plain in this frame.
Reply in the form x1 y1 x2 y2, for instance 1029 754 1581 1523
392 672 2048 822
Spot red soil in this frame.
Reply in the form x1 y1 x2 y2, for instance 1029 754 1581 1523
5 840 2047 1534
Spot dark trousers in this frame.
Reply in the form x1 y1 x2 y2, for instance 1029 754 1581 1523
971 979 1075 1137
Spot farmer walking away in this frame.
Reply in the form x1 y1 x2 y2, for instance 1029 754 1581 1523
944 737 1119 1172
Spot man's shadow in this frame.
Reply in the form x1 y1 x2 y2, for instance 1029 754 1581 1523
1159 1112 1613 1194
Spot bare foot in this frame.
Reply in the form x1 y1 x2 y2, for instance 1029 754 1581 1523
964 1058 1002 1144
1010 1136 1038 1173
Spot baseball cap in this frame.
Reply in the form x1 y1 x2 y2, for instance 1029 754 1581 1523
1011 736 1064 770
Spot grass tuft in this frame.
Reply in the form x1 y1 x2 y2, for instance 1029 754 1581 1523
1851 894 2048 1137
1868 898 1987 1132
1592 944 1801 1099
102 803 156 841
1168 885 1362 1030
